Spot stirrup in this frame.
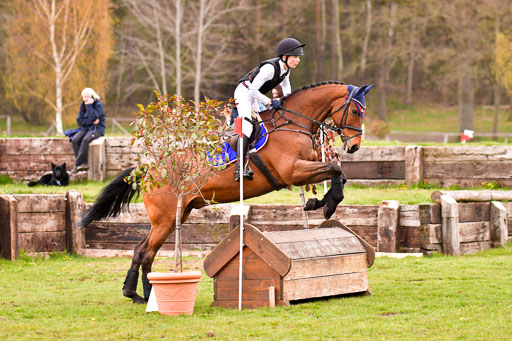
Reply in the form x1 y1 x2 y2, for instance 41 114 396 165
243 159 254 180
234 159 254 182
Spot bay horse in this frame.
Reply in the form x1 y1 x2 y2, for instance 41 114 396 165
80 81 373 304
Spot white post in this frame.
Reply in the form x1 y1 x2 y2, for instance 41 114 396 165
299 186 309 229
238 126 244 311
321 132 327 194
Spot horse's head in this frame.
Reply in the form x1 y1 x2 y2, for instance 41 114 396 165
331 84 373 154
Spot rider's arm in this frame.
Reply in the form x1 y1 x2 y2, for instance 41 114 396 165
280 74 291 97
248 64 274 106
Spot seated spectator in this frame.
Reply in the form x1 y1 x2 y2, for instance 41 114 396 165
70 87 105 174
272 84 284 99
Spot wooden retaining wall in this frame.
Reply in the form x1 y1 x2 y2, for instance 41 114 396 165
339 145 512 187
0 191 83 259
0 138 75 181
2 192 510 259
2 138 512 187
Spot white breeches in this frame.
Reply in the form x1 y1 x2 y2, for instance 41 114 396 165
234 83 260 137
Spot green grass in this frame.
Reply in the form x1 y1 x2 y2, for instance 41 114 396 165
384 101 512 133
0 180 442 205
1 246 511 340
0 178 123 203
1 178 510 205
3 100 512 137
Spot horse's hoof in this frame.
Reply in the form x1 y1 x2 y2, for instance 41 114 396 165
323 203 336 220
123 290 145 304
132 295 146 304
304 198 321 211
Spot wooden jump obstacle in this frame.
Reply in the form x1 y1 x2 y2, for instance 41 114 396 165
203 220 375 309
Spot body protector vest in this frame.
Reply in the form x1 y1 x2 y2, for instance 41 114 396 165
239 58 289 95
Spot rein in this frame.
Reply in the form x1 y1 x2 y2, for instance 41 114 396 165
260 86 363 143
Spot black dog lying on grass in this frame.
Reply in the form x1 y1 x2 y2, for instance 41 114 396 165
28 162 70 187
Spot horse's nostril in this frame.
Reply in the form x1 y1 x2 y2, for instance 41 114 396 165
349 144 359 154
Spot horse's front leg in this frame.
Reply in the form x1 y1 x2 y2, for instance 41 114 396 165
320 173 347 219
288 160 347 219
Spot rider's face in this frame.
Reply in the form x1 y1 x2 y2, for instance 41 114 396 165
287 56 301 69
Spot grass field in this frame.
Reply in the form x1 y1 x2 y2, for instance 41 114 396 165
0 177 452 205
2 100 512 137
0 246 511 340
2 173 510 205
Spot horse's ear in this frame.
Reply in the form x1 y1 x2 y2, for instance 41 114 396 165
358 84 374 95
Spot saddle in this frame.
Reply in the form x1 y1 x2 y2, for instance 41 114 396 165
228 116 262 151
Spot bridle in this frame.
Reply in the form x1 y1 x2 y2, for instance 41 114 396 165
327 86 364 142
261 86 364 143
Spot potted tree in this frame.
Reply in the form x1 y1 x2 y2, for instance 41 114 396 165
129 92 227 315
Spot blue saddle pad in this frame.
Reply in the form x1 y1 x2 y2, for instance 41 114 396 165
213 122 269 167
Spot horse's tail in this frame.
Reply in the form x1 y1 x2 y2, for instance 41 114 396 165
79 167 139 226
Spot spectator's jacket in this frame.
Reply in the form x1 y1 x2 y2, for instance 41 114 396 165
77 99 105 135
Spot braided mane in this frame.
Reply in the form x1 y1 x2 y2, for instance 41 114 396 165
284 80 346 100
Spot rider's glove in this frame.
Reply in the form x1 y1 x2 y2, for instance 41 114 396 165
270 99 282 109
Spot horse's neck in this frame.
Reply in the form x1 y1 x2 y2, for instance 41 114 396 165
286 87 341 132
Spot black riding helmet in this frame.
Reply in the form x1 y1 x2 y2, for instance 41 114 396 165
276 38 306 57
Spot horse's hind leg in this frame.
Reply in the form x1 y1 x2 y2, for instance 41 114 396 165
122 236 149 304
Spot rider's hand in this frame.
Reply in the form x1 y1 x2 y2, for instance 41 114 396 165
270 99 282 109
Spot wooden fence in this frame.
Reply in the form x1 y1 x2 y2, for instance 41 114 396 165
2 138 512 187
1 192 510 260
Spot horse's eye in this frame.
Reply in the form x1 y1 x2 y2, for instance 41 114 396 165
351 109 359 115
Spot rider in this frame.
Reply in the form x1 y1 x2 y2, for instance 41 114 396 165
234 37 305 181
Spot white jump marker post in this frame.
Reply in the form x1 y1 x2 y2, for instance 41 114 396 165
321 131 327 195
234 117 244 311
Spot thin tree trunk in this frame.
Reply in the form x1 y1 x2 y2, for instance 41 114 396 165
281 0 287 34
153 3 167 95
255 0 261 64
377 65 387 121
194 0 205 105
314 0 325 82
49 0 64 135
333 0 343 79
174 195 183 272
406 21 417 106
458 71 474 132
361 0 371 78
377 2 397 122
114 42 126 116
175 0 182 97
493 84 501 141
509 98 512 121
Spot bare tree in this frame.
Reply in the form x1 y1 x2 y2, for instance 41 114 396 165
332 0 343 79
123 0 177 96
32 0 92 134
191 0 244 104
376 1 397 122
360 0 372 78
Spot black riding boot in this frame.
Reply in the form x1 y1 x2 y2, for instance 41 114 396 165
234 135 254 181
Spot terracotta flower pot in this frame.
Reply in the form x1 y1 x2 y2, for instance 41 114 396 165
147 271 202 316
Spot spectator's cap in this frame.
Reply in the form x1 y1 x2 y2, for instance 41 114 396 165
81 87 100 100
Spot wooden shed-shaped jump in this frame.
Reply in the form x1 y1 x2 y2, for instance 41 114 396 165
203 220 375 309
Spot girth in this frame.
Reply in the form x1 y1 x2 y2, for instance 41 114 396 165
249 153 286 191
